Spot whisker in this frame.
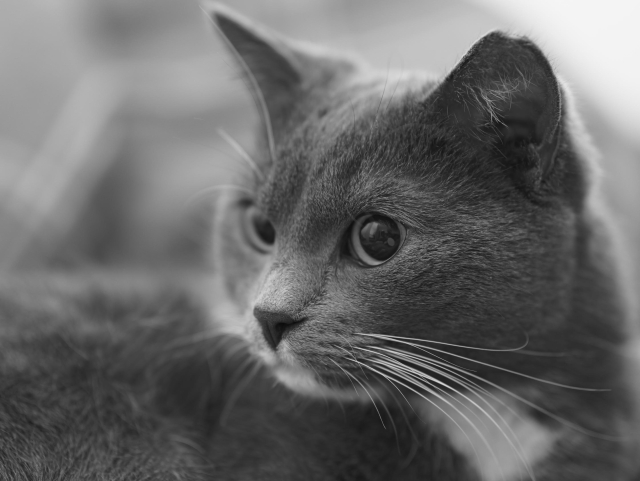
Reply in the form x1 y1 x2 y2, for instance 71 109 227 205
357 360 494 478
361 344 526 438
329 359 386 429
378 346 517 413
165 329 233 349
374 361 514 481
365 343 620 450
382 346 619 440
385 65 404 112
364 342 474 374
344 353 500 475
369 354 520 450
371 346 530 434
366 334 608 392
383 350 543 480
356 344 510 436
336 339 369 380
163 130 269 184
370 353 535 480
365 376 400 442
345 357 419 458
218 360 262 426
372 66 389 128
464 389 537 481
347 362 422 466
332 357 359 395
513 350 568 357
357 332 529 352
338 351 413 454
203 6 276 165
308 363 334 409
374 367 421 442
362 345 480 394
340 359 418 454
354 355 420 418
372 357 487 430
217 128 264 181
344 356 516 474
373 346 498 400
185 184 254 208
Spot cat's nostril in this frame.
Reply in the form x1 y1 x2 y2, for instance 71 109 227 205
253 307 299 349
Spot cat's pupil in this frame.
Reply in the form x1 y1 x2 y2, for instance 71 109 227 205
359 215 401 261
253 214 275 245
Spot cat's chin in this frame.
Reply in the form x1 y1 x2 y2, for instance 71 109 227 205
261 345 380 402
272 362 373 402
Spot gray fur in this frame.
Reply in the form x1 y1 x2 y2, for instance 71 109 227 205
0 275 437 480
209 5 640 480
2 5 639 480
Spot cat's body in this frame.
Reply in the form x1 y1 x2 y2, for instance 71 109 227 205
0 274 436 480
2 4 640 480
0 275 223 480
206 5 640 481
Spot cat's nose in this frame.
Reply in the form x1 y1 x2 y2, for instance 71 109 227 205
253 307 299 349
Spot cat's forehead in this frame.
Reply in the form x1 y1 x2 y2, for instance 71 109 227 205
256 73 448 240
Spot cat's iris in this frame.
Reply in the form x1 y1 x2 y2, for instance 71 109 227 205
348 214 406 266
243 204 275 253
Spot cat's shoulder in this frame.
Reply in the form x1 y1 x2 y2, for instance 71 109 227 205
0 272 222 480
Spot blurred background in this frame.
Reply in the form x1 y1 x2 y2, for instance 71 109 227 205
0 0 638 279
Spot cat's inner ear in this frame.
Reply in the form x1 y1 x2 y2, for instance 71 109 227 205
436 31 562 185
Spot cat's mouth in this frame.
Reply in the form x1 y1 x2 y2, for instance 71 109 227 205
265 337 390 399
248 311 388 397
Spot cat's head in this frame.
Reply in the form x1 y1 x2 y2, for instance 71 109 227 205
205 5 593 397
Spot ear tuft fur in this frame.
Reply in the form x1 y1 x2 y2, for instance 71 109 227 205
435 31 562 189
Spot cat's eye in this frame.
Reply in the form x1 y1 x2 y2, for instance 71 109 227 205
242 204 275 253
347 214 406 266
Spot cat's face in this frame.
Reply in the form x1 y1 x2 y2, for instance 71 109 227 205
208 7 587 396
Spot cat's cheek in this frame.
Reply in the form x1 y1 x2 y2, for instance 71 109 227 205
212 195 273 311
208 253 267 339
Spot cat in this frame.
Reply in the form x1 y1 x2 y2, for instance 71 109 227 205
206 3 640 481
3 4 640 481
0 273 435 480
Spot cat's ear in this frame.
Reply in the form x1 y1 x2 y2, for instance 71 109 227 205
203 4 357 142
435 31 562 187
204 3 300 128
